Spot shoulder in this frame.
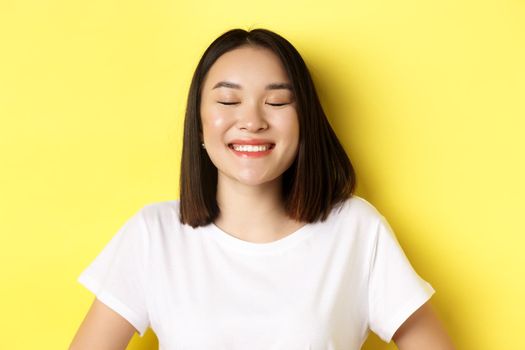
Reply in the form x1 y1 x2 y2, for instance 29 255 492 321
139 199 180 219
325 195 391 245
331 195 385 225
133 199 183 235
312 195 387 248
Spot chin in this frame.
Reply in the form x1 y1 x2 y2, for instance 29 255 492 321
233 172 280 187
235 177 271 187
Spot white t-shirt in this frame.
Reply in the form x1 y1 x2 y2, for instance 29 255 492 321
78 196 435 349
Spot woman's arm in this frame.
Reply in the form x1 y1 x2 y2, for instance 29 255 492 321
69 298 136 350
392 301 455 350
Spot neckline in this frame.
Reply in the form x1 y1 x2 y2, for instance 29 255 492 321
208 221 315 254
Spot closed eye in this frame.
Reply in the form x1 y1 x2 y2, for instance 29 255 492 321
218 101 239 105
266 102 289 106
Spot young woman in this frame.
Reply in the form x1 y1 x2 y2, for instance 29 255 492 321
69 29 455 350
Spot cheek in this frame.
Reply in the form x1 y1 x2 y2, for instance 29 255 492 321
274 113 300 141
211 115 228 128
201 111 230 139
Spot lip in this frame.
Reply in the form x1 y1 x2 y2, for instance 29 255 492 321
227 139 275 158
228 139 275 146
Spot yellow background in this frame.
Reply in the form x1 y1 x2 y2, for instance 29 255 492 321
1 0 523 349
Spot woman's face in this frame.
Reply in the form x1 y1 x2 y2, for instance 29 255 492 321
200 46 299 187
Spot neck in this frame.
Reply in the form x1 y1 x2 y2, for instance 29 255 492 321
214 175 299 243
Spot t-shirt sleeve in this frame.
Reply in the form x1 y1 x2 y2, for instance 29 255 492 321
367 216 435 343
77 207 150 336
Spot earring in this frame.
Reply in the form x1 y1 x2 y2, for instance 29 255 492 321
201 142 205 149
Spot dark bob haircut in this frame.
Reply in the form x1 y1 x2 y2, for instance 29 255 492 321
180 28 356 227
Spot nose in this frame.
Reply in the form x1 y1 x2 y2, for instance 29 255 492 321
237 103 268 132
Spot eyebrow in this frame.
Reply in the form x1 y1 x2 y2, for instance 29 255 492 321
212 81 293 91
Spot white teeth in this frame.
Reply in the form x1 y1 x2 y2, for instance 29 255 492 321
231 144 271 152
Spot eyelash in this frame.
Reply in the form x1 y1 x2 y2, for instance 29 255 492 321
218 102 289 106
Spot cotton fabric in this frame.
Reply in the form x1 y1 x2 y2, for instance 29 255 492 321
78 196 435 349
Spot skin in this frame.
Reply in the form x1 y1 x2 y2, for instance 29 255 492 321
199 46 305 243
69 299 135 350
69 46 455 350
392 301 456 349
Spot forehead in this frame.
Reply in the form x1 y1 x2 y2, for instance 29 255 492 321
203 46 290 88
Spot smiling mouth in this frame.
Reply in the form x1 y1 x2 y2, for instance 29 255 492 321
228 143 275 152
